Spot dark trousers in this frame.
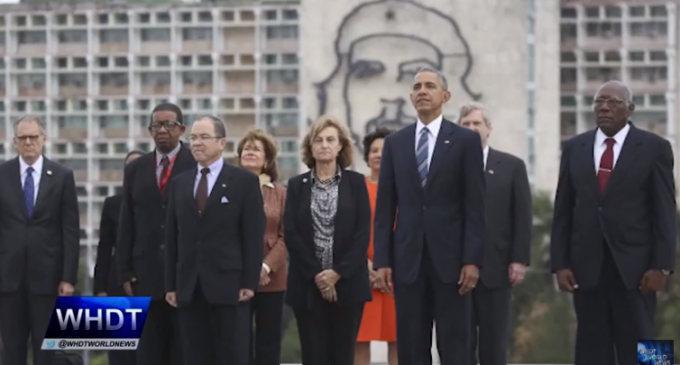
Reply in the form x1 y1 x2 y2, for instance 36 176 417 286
0 279 56 365
573 244 656 365
108 349 137 365
470 283 511 365
394 246 472 365
250 291 285 365
178 282 250 365
136 299 182 365
293 302 363 365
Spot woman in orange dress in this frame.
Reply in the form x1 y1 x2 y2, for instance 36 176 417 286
355 128 397 365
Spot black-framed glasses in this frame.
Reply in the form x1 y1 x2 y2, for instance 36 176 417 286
593 97 626 106
189 135 222 142
149 121 181 131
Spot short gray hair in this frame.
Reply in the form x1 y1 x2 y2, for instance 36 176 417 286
195 115 227 138
458 102 491 127
414 67 449 91
13 115 47 136
596 80 634 104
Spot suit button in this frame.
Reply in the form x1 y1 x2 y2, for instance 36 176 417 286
196 241 201 245
422 206 426 211
160 244 165 249
598 206 602 212
160 224 165 229
162 205 166 209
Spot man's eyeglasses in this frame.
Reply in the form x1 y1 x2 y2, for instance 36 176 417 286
593 97 626 106
15 135 42 143
149 121 182 131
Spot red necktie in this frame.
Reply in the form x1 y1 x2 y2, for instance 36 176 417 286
597 138 615 193
159 156 170 193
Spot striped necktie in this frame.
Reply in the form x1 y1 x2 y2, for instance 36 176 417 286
416 128 429 186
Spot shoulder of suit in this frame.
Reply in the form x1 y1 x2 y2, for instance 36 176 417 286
490 149 523 164
632 126 667 145
342 169 365 183
104 194 122 207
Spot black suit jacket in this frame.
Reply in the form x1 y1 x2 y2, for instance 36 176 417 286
117 145 195 300
284 169 372 309
165 162 265 306
93 195 123 295
0 156 80 295
551 124 677 290
373 119 486 284
481 148 532 288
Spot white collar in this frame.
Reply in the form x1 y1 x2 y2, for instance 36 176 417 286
595 123 630 147
416 115 443 136
19 155 44 175
197 158 224 175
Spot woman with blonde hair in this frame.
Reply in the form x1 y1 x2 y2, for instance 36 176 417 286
236 128 288 365
284 115 372 365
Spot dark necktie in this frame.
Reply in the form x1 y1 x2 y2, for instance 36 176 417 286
25 166 35 218
597 138 615 193
159 156 170 193
195 168 210 215
416 128 429 186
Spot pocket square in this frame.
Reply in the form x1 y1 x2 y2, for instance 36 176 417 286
220 196 229 204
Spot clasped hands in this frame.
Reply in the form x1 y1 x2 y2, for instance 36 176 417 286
374 265 480 295
556 268 667 294
315 269 340 302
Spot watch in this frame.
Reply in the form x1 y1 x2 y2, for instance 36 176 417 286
661 270 671 276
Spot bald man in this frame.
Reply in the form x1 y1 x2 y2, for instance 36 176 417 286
550 80 676 364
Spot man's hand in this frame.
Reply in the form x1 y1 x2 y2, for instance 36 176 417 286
315 270 340 291
239 289 255 302
376 268 393 289
260 267 271 286
320 285 337 302
58 282 75 296
96 292 107 297
555 269 578 292
165 292 177 307
123 277 136 296
639 270 667 294
509 263 527 286
458 265 479 295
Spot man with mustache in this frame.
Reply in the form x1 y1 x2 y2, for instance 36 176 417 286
551 80 676 364
117 103 195 365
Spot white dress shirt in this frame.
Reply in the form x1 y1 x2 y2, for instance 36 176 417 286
414 115 443 167
593 123 630 172
483 145 490 170
20 155 43 202
193 158 224 197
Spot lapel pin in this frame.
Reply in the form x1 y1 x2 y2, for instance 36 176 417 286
302 178 308 183
222 183 226 188
46 170 52 176
444 140 450 144
488 170 494 174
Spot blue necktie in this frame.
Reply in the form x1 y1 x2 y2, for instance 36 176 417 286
25 166 35 218
416 128 429 186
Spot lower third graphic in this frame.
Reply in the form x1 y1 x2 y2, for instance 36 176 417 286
41 339 139 350
638 340 674 365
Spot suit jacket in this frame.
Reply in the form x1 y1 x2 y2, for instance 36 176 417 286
373 119 486 284
259 183 288 293
284 169 372 309
0 156 80 295
165 162 266 306
481 148 533 288
93 195 124 295
551 124 677 290
117 144 195 300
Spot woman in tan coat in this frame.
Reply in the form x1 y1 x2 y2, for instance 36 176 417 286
237 128 288 365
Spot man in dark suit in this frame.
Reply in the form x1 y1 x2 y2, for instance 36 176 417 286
0 115 80 365
93 150 144 365
117 103 195 365
373 68 486 365
551 80 676 364
457 102 532 365
165 116 265 365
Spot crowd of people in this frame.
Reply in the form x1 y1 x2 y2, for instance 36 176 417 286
0 66 675 365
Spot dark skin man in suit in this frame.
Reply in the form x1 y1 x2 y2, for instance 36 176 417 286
93 150 144 365
117 103 195 365
0 115 79 365
551 80 676 364
165 116 265 365
374 68 486 365
458 103 532 365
